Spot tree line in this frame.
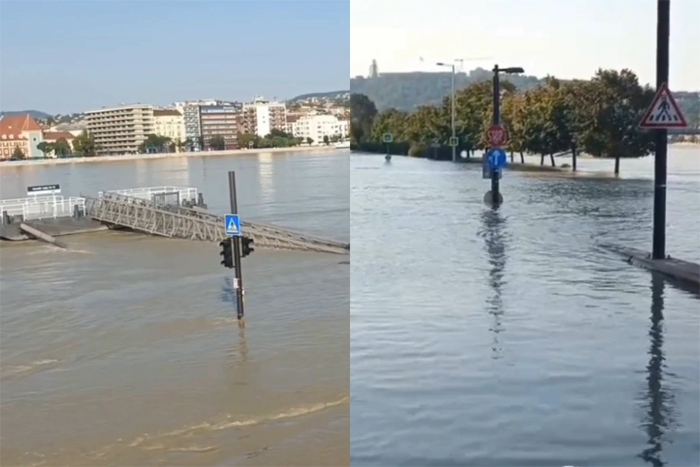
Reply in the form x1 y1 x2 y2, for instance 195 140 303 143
351 68 696 171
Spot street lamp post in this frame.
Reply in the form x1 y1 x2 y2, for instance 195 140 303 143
436 62 457 162
490 65 524 206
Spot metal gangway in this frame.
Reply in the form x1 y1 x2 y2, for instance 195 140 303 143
0 195 86 223
83 191 349 254
98 186 200 207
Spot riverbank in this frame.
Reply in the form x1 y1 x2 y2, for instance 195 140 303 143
0 146 343 168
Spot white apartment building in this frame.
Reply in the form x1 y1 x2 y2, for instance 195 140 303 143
153 109 185 146
242 97 287 137
291 115 348 144
85 104 155 155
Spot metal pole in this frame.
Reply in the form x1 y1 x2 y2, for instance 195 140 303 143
228 171 245 320
491 65 501 206
652 0 670 260
451 64 456 162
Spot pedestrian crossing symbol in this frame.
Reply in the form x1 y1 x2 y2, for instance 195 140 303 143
224 214 242 237
639 83 688 129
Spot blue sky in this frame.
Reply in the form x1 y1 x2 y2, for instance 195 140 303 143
352 0 699 91
0 0 350 114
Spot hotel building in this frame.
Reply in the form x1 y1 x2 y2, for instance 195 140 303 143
85 104 155 155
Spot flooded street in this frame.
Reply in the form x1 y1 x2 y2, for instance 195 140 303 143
0 150 349 466
350 147 700 467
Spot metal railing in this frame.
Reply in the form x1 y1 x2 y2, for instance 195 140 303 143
97 186 199 204
0 196 86 221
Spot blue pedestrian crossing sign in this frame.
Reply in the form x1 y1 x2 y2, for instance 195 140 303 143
487 147 508 171
224 214 242 237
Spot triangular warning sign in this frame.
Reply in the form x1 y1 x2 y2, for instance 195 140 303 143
227 218 239 233
639 83 688 129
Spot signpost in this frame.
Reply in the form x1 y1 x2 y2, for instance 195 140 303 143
227 172 245 324
383 133 393 161
486 124 508 148
448 136 459 147
639 83 688 129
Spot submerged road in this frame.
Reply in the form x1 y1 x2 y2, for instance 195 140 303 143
350 147 700 467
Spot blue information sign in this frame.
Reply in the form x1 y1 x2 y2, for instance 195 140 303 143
224 214 242 237
487 147 508 171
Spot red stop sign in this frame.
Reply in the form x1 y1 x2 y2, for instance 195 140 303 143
486 124 508 147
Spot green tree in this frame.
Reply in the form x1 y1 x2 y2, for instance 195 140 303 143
238 133 258 148
12 146 25 159
37 141 55 158
138 134 172 153
72 130 97 157
370 108 409 142
350 93 378 144
306 137 314 145
574 69 655 173
53 138 72 157
209 135 226 150
323 135 330 145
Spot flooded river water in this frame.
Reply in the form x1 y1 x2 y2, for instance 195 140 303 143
0 150 349 466
350 146 700 466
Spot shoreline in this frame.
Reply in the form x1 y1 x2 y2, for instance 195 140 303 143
0 145 345 168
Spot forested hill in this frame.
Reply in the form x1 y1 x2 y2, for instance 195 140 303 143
350 67 541 111
351 67 700 129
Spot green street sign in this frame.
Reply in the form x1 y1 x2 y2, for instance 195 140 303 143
449 136 459 147
382 133 393 143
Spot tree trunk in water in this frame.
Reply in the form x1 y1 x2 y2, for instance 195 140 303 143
520 152 525 164
540 153 545 165
550 153 556 167
572 146 577 172
510 151 514 163
614 155 620 175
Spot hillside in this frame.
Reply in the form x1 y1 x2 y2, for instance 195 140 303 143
290 90 349 101
350 68 540 111
0 110 52 120
350 68 700 129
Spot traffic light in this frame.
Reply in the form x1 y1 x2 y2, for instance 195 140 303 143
241 236 255 258
220 239 234 268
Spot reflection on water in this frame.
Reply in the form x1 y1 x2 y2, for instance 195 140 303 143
639 274 674 467
479 208 508 359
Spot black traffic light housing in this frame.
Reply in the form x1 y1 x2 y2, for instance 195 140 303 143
220 239 234 268
241 236 255 258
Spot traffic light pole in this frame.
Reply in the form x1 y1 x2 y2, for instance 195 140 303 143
228 171 245 321
491 66 501 207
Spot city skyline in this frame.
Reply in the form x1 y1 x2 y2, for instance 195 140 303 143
351 0 700 91
0 0 350 114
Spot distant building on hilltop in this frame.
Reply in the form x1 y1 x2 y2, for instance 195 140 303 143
0 114 44 159
369 59 379 79
85 104 155 156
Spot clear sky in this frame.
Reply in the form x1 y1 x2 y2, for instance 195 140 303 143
351 0 700 90
0 0 349 114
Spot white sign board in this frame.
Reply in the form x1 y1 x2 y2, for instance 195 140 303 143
27 184 61 196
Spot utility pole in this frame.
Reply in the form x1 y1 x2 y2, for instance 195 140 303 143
436 62 457 162
652 0 670 260
228 171 245 322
